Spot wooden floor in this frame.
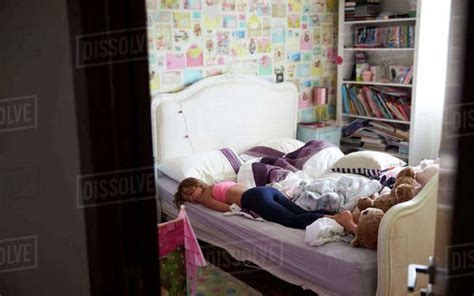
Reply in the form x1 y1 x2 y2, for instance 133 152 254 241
199 240 318 296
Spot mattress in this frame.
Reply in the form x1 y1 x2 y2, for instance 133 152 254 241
157 176 377 296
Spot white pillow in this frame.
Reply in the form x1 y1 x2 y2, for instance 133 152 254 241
303 147 345 179
331 151 406 177
236 158 261 189
239 138 305 161
158 149 242 183
258 138 305 154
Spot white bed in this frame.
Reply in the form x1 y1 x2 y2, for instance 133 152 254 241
151 74 438 295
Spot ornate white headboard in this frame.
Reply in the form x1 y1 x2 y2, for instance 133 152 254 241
151 74 298 162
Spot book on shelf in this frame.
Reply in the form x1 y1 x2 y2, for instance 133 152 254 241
363 142 387 151
353 128 379 138
353 25 415 48
408 25 415 48
378 86 411 96
368 121 409 140
345 0 381 20
341 85 411 121
363 87 382 118
385 101 407 121
370 126 405 141
403 66 414 84
341 137 362 146
342 119 369 137
342 119 410 155
373 91 392 119
361 136 384 144
357 91 372 116
355 4 380 16
398 141 409 155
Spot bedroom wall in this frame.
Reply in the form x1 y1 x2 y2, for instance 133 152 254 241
147 0 338 121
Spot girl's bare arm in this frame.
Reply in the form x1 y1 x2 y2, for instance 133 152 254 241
199 198 231 212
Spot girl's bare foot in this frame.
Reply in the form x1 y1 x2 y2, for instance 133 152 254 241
332 210 357 235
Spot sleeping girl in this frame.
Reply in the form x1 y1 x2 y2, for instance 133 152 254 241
174 177 356 231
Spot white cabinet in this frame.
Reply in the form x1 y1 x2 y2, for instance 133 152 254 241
336 0 451 165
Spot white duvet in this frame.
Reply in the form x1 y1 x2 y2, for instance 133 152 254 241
289 173 383 213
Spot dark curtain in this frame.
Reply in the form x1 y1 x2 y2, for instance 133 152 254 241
67 0 159 295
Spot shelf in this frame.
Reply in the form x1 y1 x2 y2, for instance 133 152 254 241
343 48 415 52
344 17 417 25
342 113 411 125
342 80 412 88
340 144 409 160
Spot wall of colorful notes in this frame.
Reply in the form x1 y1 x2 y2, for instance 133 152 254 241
147 0 338 121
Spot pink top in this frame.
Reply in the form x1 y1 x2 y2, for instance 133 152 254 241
212 181 237 202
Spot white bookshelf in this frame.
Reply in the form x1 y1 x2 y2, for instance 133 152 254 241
336 0 451 165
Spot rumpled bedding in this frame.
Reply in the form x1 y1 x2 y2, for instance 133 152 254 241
238 140 343 188
289 174 382 213
234 140 387 247
305 217 354 246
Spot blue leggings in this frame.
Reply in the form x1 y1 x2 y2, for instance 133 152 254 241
241 187 334 229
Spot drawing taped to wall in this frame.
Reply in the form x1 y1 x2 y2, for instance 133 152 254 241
183 0 200 10
166 53 186 69
161 0 179 9
257 38 271 53
258 55 272 76
222 14 237 28
156 24 172 50
173 11 192 28
247 15 262 37
300 30 313 50
186 44 204 67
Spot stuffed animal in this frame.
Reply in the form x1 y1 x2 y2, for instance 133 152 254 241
351 208 384 250
357 167 417 213
352 167 417 250
352 166 439 250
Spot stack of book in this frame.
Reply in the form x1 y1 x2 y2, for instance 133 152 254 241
353 24 416 48
341 120 410 156
345 2 356 20
346 0 381 21
341 85 411 121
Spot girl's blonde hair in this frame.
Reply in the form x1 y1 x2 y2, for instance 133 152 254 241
174 177 206 209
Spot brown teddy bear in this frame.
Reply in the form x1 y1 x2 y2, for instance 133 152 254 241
357 167 417 213
351 208 384 250
351 167 417 250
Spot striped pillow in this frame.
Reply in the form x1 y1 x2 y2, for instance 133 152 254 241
331 151 406 177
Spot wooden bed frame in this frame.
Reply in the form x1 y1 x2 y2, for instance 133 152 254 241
151 74 438 295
